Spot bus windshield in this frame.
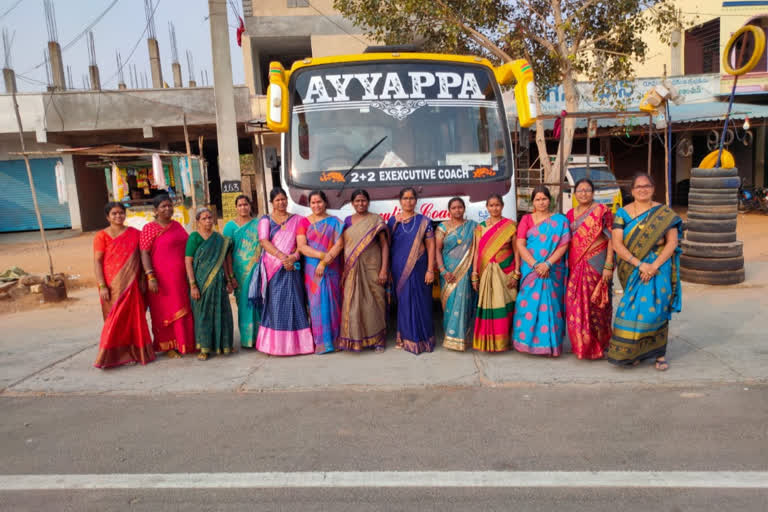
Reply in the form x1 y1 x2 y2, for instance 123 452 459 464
287 62 511 190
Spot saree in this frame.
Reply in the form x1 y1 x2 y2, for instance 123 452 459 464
337 213 388 351
93 228 155 368
438 220 478 351
298 216 343 354
139 220 196 354
607 205 682 366
388 214 435 355
223 219 261 348
250 214 314 356
513 214 571 357
472 218 517 352
566 204 614 360
189 231 234 355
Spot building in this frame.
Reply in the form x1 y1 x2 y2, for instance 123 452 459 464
635 1 768 188
0 86 255 233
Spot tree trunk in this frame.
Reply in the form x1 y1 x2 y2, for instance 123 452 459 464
547 73 579 208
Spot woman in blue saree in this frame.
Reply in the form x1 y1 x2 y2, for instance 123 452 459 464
297 190 344 354
388 187 436 355
250 187 314 356
222 195 260 349
185 207 235 360
607 174 681 371
513 185 571 357
436 197 477 351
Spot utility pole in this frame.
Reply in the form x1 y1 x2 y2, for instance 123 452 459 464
207 0 241 221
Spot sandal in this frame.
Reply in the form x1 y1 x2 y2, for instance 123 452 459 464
197 352 209 361
655 359 669 371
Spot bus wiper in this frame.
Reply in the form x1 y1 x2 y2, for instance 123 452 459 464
337 136 388 197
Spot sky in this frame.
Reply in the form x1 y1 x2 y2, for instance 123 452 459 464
1 0 245 92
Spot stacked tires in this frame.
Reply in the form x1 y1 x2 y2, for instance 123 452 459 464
681 167 745 285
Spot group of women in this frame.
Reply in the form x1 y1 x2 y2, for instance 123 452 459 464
93 173 682 373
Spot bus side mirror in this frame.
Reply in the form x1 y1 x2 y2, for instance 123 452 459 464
495 59 537 128
266 62 290 133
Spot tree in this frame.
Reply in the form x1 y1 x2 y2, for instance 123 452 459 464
333 0 683 193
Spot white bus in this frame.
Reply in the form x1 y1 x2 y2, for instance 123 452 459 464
264 49 537 222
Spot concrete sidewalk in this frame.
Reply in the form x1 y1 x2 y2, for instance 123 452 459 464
1 262 767 395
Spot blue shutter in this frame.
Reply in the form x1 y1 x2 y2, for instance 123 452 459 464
0 158 72 232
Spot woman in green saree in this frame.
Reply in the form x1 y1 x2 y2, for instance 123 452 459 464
185 207 235 360
222 195 261 348
607 174 682 371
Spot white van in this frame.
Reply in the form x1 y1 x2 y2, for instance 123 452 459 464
517 155 622 215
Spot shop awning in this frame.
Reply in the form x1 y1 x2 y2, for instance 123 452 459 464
509 101 768 130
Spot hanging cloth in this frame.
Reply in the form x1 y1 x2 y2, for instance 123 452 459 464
54 161 68 204
111 163 128 201
180 157 192 196
152 153 167 190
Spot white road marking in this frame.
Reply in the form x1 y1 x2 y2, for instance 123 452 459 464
0 472 767 490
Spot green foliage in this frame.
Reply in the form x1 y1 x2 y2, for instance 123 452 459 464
333 0 686 98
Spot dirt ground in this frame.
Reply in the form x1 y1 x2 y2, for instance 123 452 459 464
0 211 766 314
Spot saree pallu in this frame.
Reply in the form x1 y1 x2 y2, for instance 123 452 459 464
388 214 435 355
139 221 196 354
566 204 613 360
438 220 478 351
93 228 155 368
299 216 343 354
223 219 261 348
337 214 387 351
513 214 571 356
607 205 682 366
250 215 313 356
472 218 518 352
191 232 234 355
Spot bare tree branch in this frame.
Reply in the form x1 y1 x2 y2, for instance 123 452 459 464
434 0 513 62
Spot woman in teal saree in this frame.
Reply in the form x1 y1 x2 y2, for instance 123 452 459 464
222 195 261 348
436 197 477 351
185 207 235 360
607 174 682 371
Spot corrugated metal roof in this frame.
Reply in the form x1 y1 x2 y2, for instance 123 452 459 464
511 102 768 130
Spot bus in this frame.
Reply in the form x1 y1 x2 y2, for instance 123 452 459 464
265 49 537 222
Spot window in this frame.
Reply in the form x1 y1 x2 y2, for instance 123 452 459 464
685 18 720 74
287 0 309 7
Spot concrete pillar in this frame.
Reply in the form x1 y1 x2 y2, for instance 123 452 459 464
252 135 268 215
172 62 182 87
3 68 17 93
208 0 242 222
61 155 82 231
48 41 66 90
147 38 163 88
88 65 101 90
670 29 682 76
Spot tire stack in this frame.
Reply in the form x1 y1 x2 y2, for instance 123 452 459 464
681 167 745 285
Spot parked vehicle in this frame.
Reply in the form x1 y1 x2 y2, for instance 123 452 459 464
516 155 622 215
739 184 768 214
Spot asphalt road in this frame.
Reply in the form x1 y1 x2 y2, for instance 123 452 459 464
1 385 766 511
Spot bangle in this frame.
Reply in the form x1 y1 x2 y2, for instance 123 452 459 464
145 269 155 276
544 260 552 269
604 264 614 270
189 280 197 287
510 274 520 281
147 274 157 281
97 283 106 289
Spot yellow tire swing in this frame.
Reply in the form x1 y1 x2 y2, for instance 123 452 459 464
699 24 766 169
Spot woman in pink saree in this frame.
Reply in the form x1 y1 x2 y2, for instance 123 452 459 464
139 195 196 357
565 179 615 359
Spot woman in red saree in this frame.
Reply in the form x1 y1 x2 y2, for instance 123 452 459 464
93 202 155 368
139 195 196 357
565 179 615 359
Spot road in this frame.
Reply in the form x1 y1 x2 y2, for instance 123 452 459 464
1 385 767 511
